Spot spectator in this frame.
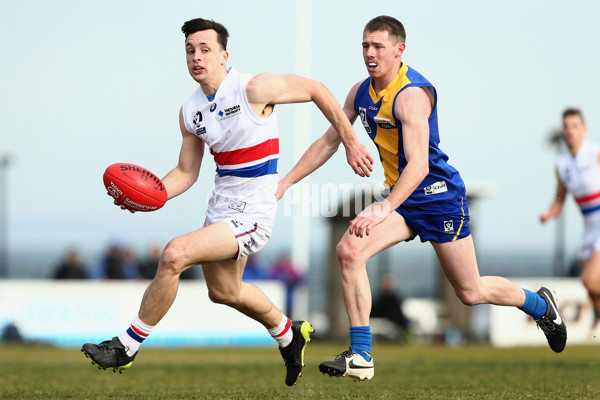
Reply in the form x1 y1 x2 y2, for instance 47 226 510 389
93 243 125 280
268 253 304 317
138 243 162 279
370 273 409 332
53 249 89 280
242 254 266 281
121 246 141 280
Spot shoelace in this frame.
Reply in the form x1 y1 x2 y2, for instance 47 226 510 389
536 316 557 333
334 348 355 360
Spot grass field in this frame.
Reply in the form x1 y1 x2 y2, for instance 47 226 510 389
1 342 600 399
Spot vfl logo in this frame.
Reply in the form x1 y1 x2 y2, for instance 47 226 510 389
229 200 246 213
193 111 206 135
424 181 448 195
358 107 372 134
210 103 217 112
444 220 454 235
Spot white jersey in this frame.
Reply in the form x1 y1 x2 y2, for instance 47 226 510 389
556 141 600 259
182 67 279 228
556 141 600 217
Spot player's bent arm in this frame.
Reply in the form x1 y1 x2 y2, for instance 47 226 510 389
540 168 567 223
348 87 431 238
247 73 373 177
161 108 205 200
383 87 431 211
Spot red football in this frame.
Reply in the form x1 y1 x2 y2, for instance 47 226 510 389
103 163 168 212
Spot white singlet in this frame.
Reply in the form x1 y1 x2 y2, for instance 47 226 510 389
556 141 600 259
181 67 279 258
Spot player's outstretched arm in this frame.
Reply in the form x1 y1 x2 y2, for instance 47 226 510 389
276 81 369 199
277 126 341 199
246 73 373 177
161 107 205 200
540 168 567 223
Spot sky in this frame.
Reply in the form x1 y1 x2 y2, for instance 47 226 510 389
1 0 599 273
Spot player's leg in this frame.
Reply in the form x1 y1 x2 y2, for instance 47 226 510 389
137 221 239 325
201 235 313 386
202 257 282 327
319 208 414 381
432 236 527 306
580 250 600 319
432 235 567 352
337 209 414 326
81 222 239 372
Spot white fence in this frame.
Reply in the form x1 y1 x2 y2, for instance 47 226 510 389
0 280 286 347
490 277 598 347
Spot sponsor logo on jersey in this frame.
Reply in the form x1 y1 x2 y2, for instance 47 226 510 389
368 106 378 111
210 103 217 112
373 117 395 129
193 111 206 135
444 220 454 234
358 107 371 134
424 180 448 195
229 199 246 213
218 104 242 120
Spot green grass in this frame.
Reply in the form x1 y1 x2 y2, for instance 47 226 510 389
1 342 600 399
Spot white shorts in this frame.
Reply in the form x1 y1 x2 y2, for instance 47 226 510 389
580 231 600 260
205 215 272 260
579 214 600 260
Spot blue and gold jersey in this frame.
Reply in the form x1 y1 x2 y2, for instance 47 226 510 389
354 63 464 206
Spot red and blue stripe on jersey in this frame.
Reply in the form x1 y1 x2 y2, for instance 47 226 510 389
575 191 600 215
212 138 279 178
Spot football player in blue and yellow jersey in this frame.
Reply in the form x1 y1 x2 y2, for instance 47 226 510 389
278 15 566 382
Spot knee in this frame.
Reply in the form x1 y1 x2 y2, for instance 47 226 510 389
336 239 362 271
157 239 186 276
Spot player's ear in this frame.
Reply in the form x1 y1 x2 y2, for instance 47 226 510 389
396 42 405 58
221 50 229 66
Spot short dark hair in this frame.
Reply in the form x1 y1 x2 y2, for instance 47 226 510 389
364 16 406 44
181 18 229 50
563 108 585 124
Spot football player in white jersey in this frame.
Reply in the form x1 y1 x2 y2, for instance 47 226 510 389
541 108 600 328
82 17 373 387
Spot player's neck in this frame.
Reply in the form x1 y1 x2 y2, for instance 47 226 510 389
199 67 229 98
371 62 403 94
568 140 585 156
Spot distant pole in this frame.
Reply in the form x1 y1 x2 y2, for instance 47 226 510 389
0 154 10 278
549 129 566 276
292 0 312 273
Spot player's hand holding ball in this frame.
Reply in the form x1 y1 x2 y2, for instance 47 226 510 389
103 163 167 213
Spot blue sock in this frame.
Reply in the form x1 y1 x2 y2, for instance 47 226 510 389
350 326 372 361
518 289 547 320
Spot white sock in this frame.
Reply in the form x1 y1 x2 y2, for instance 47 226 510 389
118 315 155 357
268 315 293 348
